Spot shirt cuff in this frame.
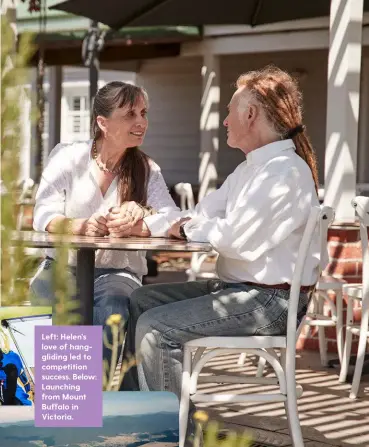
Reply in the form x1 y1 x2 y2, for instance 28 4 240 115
33 212 65 232
143 213 171 237
183 216 214 243
144 210 192 237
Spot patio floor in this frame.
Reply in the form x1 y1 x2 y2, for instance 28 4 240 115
196 351 369 447
141 270 369 446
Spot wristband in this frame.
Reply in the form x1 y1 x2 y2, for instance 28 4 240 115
179 223 188 241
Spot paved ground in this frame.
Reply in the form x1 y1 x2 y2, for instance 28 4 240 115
195 351 369 447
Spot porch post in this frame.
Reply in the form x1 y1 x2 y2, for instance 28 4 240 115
198 50 220 201
48 66 63 154
324 0 364 222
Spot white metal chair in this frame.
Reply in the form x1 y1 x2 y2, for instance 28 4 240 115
174 182 218 281
339 196 369 399
179 205 334 447
302 275 346 367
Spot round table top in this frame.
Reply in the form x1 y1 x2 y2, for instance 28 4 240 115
12 231 213 252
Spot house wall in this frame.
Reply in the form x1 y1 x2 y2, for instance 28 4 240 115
219 49 329 183
137 48 369 189
137 56 202 187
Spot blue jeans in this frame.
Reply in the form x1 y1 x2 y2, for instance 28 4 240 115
121 279 309 396
29 258 141 369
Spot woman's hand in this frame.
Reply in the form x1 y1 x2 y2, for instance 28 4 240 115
119 201 146 224
84 213 109 237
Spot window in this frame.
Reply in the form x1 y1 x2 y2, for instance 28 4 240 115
64 94 90 142
73 96 81 111
73 115 81 133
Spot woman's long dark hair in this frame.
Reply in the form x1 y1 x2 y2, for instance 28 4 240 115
91 81 151 206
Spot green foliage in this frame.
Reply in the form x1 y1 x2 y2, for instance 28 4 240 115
192 412 253 447
1 16 36 306
49 221 80 325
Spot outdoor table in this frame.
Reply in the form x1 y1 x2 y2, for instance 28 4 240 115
12 231 212 325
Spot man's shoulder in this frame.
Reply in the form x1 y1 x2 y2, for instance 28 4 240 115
264 151 311 179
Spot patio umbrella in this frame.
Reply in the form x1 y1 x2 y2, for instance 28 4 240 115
51 0 369 31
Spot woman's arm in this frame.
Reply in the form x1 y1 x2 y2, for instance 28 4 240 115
33 144 108 236
33 143 71 233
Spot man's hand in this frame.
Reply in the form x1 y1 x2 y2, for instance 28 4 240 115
106 209 134 238
131 219 151 237
169 218 191 239
84 213 109 237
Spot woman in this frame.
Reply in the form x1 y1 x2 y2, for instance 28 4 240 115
30 81 179 368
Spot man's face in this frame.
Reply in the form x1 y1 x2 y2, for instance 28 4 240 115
223 87 250 149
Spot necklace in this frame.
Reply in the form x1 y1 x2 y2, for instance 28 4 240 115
92 139 120 175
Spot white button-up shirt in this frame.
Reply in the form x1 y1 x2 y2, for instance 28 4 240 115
33 140 179 277
181 139 325 285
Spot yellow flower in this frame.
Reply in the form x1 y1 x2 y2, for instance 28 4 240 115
106 314 122 326
193 410 209 423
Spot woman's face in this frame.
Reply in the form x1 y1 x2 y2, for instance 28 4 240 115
98 94 148 148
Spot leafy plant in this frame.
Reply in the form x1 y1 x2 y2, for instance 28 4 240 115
193 411 253 447
1 15 36 306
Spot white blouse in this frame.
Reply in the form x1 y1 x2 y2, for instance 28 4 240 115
33 140 179 278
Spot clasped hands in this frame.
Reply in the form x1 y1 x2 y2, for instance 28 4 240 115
84 201 147 238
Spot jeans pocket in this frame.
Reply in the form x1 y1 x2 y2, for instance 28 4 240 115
254 308 288 335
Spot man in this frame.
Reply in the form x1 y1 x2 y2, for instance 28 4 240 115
120 66 323 400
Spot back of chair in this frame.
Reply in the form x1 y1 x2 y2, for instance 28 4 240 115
174 182 195 211
352 196 369 304
286 205 334 360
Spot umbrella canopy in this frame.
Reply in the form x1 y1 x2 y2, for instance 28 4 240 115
51 0 369 30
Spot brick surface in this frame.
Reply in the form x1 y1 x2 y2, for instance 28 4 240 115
325 261 358 276
328 242 363 259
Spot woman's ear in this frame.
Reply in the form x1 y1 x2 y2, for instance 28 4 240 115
96 116 107 137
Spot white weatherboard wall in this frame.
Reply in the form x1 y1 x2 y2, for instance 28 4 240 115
137 57 202 187
218 50 330 183
137 47 369 190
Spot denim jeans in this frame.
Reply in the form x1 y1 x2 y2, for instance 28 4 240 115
121 279 309 395
29 257 141 369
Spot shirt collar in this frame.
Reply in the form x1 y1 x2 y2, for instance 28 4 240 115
246 139 296 165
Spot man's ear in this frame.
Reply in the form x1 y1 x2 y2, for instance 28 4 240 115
248 104 257 121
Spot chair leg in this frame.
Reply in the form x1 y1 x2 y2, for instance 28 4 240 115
317 294 328 367
256 356 267 377
237 352 247 366
282 348 304 447
335 290 344 366
179 346 192 447
339 297 354 383
350 296 369 399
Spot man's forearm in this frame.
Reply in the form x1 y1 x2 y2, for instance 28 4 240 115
131 220 151 237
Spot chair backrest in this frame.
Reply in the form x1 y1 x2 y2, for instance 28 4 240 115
174 182 195 211
286 205 334 358
352 196 369 302
18 178 35 202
